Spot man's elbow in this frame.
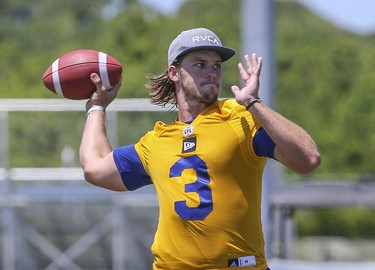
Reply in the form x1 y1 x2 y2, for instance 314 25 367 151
82 166 101 186
298 152 321 174
83 170 94 184
81 165 127 192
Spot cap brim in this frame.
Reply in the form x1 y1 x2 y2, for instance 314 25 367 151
176 46 236 62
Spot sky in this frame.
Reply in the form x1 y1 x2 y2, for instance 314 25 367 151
140 0 375 35
298 0 375 35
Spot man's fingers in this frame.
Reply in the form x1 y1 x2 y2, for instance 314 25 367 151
90 73 100 83
90 73 105 91
231 85 240 95
238 63 250 82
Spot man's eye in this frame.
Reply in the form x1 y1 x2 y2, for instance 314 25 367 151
214 64 222 70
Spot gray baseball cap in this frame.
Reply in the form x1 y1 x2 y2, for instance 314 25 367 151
168 28 236 66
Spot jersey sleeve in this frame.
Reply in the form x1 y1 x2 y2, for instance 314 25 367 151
253 127 276 159
113 144 152 191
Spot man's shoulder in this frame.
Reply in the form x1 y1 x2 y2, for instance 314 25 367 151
218 98 238 106
217 98 247 114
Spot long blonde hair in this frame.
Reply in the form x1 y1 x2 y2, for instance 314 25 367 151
145 60 181 110
145 71 177 109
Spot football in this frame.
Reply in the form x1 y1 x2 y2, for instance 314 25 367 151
42 49 122 100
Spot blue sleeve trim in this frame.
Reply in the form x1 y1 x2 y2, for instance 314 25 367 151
253 127 276 159
113 145 152 191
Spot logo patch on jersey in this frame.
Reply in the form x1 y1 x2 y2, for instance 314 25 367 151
228 260 238 268
183 125 194 137
182 136 196 153
228 255 256 268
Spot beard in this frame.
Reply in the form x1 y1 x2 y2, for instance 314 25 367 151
181 81 220 105
179 71 221 105
199 85 219 104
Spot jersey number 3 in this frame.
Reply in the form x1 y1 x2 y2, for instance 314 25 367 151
169 155 213 220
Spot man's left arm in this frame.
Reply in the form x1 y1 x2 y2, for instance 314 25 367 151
232 53 321 173
249 101 321 173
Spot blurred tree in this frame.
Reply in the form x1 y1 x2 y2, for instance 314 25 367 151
276 1 375 175
0 0 374 176
0 0 374 240
0 0 113 97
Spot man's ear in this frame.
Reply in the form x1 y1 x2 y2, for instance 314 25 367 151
168 65 179 82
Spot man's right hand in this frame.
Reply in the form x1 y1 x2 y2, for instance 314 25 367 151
88 73 122 108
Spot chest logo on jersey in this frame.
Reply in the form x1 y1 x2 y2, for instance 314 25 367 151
182 136 197 153
228 255 256 268
182 125 194 137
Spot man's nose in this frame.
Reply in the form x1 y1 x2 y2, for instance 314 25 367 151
207 70 217 79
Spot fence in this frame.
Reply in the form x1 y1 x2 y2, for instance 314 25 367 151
0 99 374 269
0 99 164 270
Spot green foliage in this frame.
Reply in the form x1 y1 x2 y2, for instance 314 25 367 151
9 112 86 167
0 0 374 237
296 208 375 237
1 0 374 172
274 2 375 238
275 2 375 175
0 0 243 167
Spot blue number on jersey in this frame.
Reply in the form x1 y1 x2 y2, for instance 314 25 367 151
169 155 213 220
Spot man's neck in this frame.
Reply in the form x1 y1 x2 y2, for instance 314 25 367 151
177 99 216 122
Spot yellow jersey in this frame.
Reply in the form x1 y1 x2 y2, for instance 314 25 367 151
114 99 268 269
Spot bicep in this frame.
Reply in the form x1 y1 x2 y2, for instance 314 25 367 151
253 128 299 170
273 146 292 169
113 145 152 191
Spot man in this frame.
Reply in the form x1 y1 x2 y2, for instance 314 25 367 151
80 28 321 270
